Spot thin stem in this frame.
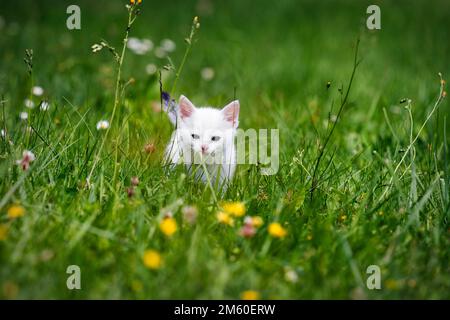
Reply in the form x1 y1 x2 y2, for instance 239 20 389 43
1 95 9 152
310 38 361 200
378 74 446 202
169 19 198 97
26 70 34 148
87 9 135 187
200 157 219 206
163 18 200 169
170 45 191 97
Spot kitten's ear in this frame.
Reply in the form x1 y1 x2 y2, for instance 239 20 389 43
179 95 196 120
222 100 240 128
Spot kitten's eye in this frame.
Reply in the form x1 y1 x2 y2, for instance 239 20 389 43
211 136 221 142
191 134 200 139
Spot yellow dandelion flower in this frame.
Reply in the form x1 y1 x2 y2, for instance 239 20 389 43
7 205 25 219
159 217 177 237
222 202 246 217
241 290 260 300
143 250 162 269
251 216 264 228
217 211 234 226
268 222 287 238
0 224 8 241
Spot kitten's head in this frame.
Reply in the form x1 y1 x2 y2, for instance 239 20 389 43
175 95 239 157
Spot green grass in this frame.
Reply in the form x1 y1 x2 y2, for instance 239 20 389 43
0 0 449 299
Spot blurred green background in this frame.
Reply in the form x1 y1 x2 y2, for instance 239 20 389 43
0 0 449 299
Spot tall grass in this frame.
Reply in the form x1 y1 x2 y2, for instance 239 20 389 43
0 0 448 299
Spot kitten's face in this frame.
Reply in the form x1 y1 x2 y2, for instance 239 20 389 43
176 95 239 158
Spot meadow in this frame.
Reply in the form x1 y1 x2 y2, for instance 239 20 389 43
0 0 449 299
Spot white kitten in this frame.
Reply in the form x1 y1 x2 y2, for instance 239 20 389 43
164 94 240 189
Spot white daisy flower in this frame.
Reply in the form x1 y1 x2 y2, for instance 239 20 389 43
24 99 35 109
20 112 28 120
127 38 153 55
127 37 141 51
1 128 6 138
31 86 44 97
201 67 215 81
284 269 299 283
154 47 167 59
145 63 157 75
32 86 44 96
96 120 110 130
40 101 50 111
160 38 176 52
141 39 154 51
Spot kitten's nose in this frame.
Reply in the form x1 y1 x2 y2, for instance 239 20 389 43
201 145 208 154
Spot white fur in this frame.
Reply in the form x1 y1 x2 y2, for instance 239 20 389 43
165 95 239 189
